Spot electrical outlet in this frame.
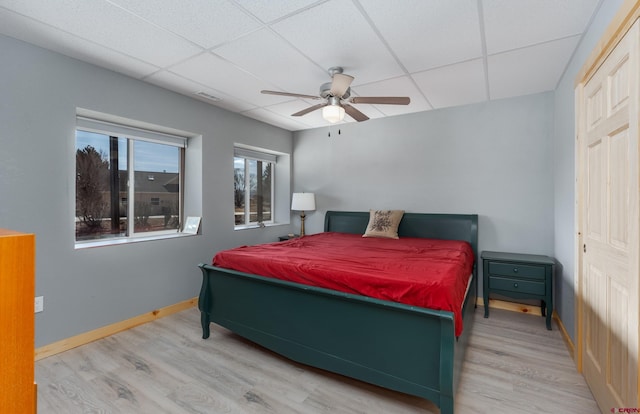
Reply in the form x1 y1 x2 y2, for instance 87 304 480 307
34 296 44 313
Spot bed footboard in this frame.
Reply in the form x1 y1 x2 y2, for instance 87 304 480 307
198 264 476 414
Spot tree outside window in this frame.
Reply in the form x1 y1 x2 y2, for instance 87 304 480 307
75 127 184 242
234 149 274 226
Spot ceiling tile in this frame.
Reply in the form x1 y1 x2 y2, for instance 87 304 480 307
169 52 292 107
413 59 487 109
262 99 318 123
352 75 432 116
263 99 362 129
359 0 483 72
0 0 603 131
0 8 158 78
234 0 320 23
213 28 327 93
488 36 580 100
0 0 203 67
145 70 258 112
242 107 311 130
271 0 404 85
107 0 261 49
483 0 600 54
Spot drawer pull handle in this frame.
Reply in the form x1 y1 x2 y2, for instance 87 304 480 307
513 268 519 273
513 283 518 288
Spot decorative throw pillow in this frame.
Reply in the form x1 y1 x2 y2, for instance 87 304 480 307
362 209 405 239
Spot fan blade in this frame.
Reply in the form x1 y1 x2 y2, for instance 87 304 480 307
292 103 327 117
343 104 369 122
261 90 320 100
330 74 354 97
350 96 410 105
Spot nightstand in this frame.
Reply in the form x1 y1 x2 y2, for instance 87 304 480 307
278 234 299 241
482 251 556 330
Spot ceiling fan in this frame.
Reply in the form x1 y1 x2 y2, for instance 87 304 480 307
261 67 410 123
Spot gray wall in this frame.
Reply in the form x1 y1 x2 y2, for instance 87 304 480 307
553 0 624 342
0 35 294 347
293 92 556 300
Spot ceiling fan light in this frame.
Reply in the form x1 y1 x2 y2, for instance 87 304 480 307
322 105 345 123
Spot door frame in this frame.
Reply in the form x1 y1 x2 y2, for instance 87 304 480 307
574 0 640 406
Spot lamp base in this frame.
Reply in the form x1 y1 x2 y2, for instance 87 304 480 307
300 211 306 237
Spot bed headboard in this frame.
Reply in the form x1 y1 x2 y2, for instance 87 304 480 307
324 210 479 264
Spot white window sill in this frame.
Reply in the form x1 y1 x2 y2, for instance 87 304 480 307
234 222 287 231
75 231 197 250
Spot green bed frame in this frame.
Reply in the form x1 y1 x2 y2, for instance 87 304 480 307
198 211 478 414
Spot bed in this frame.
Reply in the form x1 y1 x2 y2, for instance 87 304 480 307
198 211 478 414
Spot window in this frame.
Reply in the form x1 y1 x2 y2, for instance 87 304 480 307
234 147 275 226
75 116 187 243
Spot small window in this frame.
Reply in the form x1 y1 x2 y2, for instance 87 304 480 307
234 147 275 227
75 115 187 243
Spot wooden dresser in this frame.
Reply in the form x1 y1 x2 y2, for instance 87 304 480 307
0 229 36 413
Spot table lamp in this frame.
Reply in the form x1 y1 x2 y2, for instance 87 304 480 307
291 193 315 236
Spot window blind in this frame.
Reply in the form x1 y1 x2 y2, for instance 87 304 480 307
234 147 277 163
76 116 188 148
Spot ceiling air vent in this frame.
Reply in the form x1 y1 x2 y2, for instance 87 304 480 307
194 91 222 102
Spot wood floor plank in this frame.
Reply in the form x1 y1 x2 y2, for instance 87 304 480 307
36 307 600 413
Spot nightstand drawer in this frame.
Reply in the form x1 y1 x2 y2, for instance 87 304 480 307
488 262 545 280
489 276 545 295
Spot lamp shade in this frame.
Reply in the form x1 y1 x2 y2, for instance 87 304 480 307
322 105 345 123
291 193 316 211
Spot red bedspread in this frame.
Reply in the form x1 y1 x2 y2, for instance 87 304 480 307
213 232 474 336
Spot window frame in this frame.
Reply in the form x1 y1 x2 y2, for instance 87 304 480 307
234 146 276 229
75 115 189 247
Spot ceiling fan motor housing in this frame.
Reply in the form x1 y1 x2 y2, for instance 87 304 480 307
327 96 341 106
320 82 350 99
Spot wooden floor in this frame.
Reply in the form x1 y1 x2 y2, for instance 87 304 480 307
36 307 600 413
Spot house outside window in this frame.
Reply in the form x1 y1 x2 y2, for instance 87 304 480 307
234 147 275 227
75 115 187 244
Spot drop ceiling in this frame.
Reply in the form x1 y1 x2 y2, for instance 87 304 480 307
0 0 602 131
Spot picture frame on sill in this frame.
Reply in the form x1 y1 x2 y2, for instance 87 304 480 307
183 216 201 234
